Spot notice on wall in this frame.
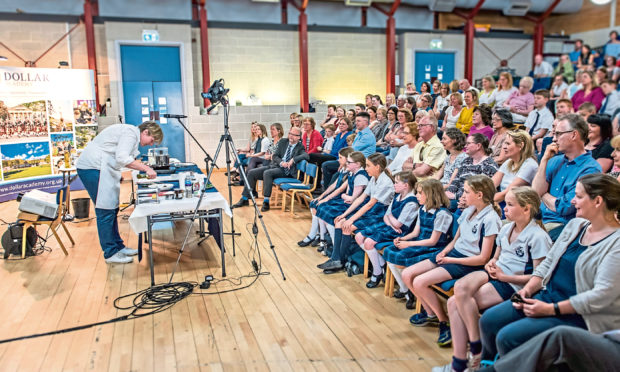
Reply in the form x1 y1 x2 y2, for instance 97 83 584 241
0 67 97 202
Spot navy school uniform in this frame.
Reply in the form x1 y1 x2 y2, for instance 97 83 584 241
316 169 370 223
382 206 453 267
310 169 348 210
349 172 395 230
360 191 419 243
429 204 502 279
489 220 552 300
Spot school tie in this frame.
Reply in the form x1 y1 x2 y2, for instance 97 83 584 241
283 144 294 162
600 97 608 114
529 111 540 136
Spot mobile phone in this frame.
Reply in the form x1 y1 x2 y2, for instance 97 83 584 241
510 293 525 304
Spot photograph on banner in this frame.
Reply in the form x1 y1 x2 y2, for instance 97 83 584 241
73 100 97 126
0 98 49 144
47 100 74 133
50 132 75 156
52 156 74 174
75 125 97 149
1 141 52 181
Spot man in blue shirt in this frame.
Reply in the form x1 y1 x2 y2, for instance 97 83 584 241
532 113 601 240
321 112 376 188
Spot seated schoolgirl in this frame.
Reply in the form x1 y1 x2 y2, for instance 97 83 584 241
298 147 354 249
403 175 502 347
315 151 370 250
383 179 453 307
479 174 620 361
355 171 420 288
432 186 550 372
318 153 395 273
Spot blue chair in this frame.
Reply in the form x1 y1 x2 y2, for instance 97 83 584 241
532 77 552 92
280 162 319 214
272 160 306 207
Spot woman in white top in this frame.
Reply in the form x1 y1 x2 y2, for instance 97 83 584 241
494 72 518 108
433 83 451 118
388 122 419 173
76 121 162 264
550 75 568 103
443 93 464 131
492 130 538 203
564 70 583 100
479 76 497 107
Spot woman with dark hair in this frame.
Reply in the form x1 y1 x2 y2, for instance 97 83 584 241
419 93 433 112
479 173 620 361
469 104 494 140
605 56 620 82
435 128 468 187
577 44 595 69
489 108 514 165
585 114 614 172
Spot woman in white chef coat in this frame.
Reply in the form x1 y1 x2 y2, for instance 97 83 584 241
76 121 163 264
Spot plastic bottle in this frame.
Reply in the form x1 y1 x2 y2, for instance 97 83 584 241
184 172 192 198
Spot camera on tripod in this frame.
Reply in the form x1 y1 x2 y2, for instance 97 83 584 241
201 79 229 111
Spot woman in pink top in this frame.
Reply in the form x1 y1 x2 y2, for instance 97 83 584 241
503 76 535 123
571 70 605 111
469 104 494 141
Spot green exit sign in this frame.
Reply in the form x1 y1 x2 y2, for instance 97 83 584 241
430 39 443 49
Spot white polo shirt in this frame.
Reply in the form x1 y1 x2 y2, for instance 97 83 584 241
454 205 502 257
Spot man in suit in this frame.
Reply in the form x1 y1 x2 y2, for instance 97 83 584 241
232 126 308 212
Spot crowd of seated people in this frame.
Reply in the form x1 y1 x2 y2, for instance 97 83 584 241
228 67 620 370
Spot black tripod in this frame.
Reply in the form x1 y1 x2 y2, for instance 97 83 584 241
204 96 286 281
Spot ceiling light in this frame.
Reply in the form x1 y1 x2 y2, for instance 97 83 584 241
590 0 612 5
0 56 7 61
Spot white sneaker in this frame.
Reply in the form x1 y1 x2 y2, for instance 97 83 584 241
431 364 455 372
105 251 133 264
119 247 138 256
467 351 482 371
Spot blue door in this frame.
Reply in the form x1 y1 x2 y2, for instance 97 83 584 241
414 51 456 90
120 45 186 161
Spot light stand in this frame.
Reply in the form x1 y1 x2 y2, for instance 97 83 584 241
202 83 286 281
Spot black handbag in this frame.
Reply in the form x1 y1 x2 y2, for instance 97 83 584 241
2 223 37 259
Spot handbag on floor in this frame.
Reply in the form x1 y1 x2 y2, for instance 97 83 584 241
2 222 37 259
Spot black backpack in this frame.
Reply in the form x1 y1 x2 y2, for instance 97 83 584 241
2 223 37 259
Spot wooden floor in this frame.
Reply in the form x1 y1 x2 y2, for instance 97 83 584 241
0 172 452 372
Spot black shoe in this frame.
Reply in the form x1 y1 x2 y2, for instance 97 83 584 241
405 290 416 310
322 260 343 273
366 273 384 288
316 240 326 252
261 202 270 212
226 170 239 177
317 258 333 269
310 236 321 247
394 290 407 299
297 236 313 247
231 199 249 209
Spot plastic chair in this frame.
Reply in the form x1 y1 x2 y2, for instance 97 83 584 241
17 186 75 258
271 160 305 207
280 162 318 214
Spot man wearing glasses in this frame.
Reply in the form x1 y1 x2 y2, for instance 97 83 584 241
232 126 308 212
532 113 601 240
409 115 446 180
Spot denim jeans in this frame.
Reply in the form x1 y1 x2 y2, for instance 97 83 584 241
77 168 124 259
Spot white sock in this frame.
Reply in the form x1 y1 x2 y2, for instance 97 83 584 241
366 249 383 276
326 224 336 245
308 217 319 239
319 220 326 240
388 263 408 293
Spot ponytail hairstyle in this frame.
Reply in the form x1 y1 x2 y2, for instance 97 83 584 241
578 173 620 220
508 186 544 229
465 175 501 217
394 171 418 192
348 151 366 169
418 179 451 210
367 153 394 182
470 132 492 156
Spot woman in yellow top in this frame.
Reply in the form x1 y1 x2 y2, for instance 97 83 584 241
456 89 478 135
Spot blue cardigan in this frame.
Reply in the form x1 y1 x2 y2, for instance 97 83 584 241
328 131 352 157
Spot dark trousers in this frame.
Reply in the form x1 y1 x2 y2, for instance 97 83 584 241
322 160 339 187
243 166 287 198
247 157 269 173
479 296 586 360
77 168 124 259
309 153 335 187
485 326 620 372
